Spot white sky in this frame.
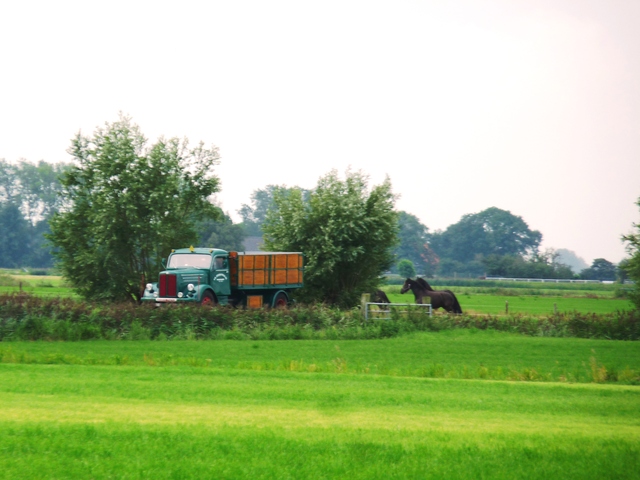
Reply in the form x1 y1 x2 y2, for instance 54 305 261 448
1 0 639 265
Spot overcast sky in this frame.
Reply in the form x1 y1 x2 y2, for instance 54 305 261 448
1 0 639 265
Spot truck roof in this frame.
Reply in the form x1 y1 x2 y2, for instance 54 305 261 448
171 247 228 255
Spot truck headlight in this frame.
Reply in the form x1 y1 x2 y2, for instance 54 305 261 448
178 292 184 298
146 283 153 292
187 283 195 291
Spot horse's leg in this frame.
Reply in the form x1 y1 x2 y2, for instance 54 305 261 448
443 290 463 314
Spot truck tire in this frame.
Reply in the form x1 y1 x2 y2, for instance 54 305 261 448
273 292 288 308
201 291 216 306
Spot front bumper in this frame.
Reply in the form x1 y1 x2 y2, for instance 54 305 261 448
141 296 199 304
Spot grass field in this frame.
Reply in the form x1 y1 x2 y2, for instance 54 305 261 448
1 331 639 479
1 271 635 315
0 272 77 298
384 292 633 315
2 330 639 383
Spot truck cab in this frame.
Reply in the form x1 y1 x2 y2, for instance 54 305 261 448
142 247 230 305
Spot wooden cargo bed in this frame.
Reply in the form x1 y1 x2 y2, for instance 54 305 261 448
229 252 304 288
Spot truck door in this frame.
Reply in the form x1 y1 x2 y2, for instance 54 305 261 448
211 255 231 296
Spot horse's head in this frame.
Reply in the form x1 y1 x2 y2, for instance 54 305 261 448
400 278 413 294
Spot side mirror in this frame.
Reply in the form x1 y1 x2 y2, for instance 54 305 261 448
161 258 167 269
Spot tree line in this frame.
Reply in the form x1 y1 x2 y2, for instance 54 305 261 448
0 116 637 307
238 189 621 282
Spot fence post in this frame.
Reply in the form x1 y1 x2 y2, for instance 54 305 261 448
505 301 508 314
554 303 557 315
361 293 370 322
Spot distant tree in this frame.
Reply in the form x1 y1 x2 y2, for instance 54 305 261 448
393 212 437 276
239 185 309 237
437 258 485 278
430 207 542 264
197 212 245 252
263 170 398 307
48 115 222 301
397 259 416 278
0 159 69 223
622 198 640 309
0 159 70 268
580 258 617 281
0 159 21 204
483 249 573 279
555 249 589 274
0 202 30 268
617 258 630 284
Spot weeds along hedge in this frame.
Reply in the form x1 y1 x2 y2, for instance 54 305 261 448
0 293 638 341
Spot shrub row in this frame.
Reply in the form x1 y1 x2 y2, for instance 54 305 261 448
0 293 638 341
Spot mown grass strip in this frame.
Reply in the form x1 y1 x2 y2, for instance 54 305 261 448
2 330 640 384
0 364 638 479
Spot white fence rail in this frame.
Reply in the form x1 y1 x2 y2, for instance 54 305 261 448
484 276 608 284
364 302 432 322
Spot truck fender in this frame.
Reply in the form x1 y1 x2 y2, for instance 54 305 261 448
271 290 289 308
194 285 217 303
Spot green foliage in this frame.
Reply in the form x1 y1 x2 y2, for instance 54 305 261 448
238 185 310 237
47 115 222 302
0 159 68 222
396 259 416 278
263 170 398 307
1 293 638 342
0 159 70 268
581 258 618 281
622 196 640 310
0 203 30 268
431 207 542 264
393 212 436 275
437 257 485 278
483 250 574 279
196 212 245 251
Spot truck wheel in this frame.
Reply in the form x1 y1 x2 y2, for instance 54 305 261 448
201 291 216 306
273 292 288 308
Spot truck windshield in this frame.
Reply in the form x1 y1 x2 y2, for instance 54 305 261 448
168 254 212 269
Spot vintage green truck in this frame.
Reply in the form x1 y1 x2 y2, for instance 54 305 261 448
141 247 304 307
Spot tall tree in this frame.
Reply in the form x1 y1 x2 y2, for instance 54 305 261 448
393 211 437 276
48 115 222 301
0 202 30 268
0 159 69 223
580 258 617 281
622 197 640 309
263 170 398 307
0 159 69 268
555 248 589 274
482 249 574 279
430 207 542 263
239 185 309 236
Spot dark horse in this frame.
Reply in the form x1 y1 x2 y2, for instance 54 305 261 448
400 278 463 314
372 290 391 305
371 290 392 313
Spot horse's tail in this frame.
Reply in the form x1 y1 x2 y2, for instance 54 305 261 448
445 290 463 314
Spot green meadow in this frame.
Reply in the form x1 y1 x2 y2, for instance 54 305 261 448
2 330 639 383
0 272 77 299
1 332 640 478
0 273 638 477
384 292 633 315
1 271 634 314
